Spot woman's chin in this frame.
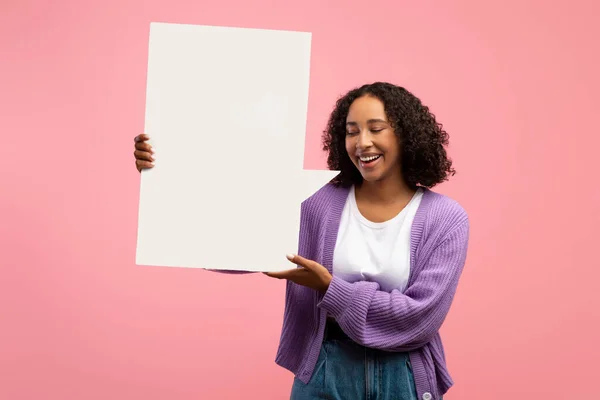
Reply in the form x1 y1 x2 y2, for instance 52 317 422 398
360 172 384 183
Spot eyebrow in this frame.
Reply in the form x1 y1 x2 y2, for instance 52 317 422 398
346 119 389 126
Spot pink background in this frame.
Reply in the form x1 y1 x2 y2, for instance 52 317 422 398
1 1 599 399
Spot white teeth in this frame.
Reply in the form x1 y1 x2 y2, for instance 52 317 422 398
360 155 381 162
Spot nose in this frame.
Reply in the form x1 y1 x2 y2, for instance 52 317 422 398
356 130 373 149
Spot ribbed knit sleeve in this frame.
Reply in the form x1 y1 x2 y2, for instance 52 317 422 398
317 218 469 352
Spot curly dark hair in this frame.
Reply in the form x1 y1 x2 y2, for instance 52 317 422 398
322 82 455 189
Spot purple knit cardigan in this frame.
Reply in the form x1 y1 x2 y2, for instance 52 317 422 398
273 183 470 400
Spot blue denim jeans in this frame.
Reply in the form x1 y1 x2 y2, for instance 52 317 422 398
290 321 420 400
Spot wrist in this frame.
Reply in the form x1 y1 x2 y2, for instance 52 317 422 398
321 272 332 292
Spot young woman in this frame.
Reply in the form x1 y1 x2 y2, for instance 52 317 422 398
133 82 469 400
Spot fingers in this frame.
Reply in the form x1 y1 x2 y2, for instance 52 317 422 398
134 133 150 143
136 160 155 172
134 134 155 172
287 254 315 270
134 149 154 163
135 140 154 153
134 133 154 153
265 268 306 280
265 269 293 279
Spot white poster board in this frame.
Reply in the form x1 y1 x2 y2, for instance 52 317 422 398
136 22 338 272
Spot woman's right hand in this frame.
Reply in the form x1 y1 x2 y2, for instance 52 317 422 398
134 134 155 172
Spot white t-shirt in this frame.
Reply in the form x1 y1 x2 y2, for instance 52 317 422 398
332 186 424 293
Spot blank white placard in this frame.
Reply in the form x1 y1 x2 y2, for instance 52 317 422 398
136 22 338 272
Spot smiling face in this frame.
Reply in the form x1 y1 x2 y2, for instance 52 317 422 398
344 95 402 184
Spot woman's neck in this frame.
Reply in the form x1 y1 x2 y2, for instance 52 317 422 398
355 177 415 205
